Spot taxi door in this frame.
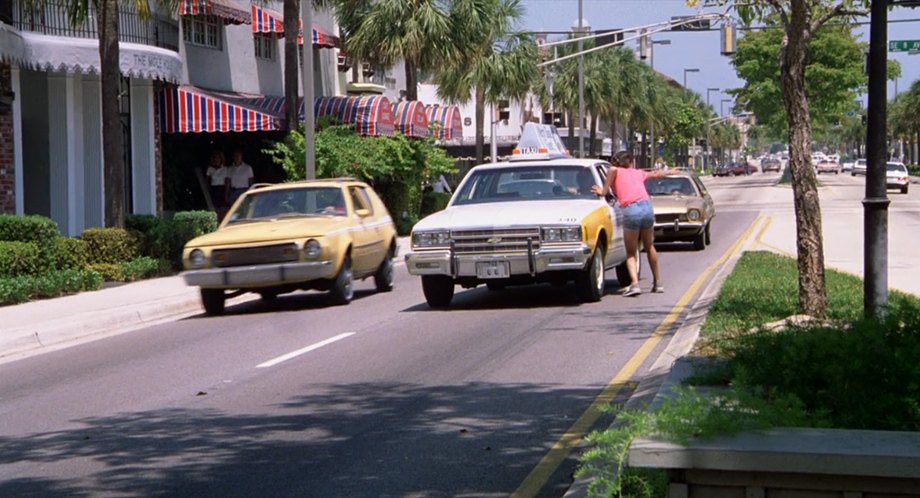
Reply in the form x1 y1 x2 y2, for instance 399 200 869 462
596 163 627 266
348 186 383 274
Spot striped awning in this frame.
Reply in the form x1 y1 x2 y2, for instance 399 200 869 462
313 96 394 136
392 101 429 138
250 5 339 48
179 0 251 25
426 105 463 141
159 85 282 133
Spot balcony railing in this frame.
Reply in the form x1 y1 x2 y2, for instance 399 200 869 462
12 0 179 52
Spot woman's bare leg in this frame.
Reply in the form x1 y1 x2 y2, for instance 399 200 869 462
624 229 640 286
639 228 660 286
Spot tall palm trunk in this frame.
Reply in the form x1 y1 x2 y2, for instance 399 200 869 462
781 3 827 317
404 58 418 101
99 0 124 227
283 0 300 130
474 86 485 163
588 115 597 157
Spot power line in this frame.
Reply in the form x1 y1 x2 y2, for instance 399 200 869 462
525 17 920 36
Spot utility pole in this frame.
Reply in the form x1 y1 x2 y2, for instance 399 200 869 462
864 0 890 318
301 0 316 179
577 0 585 158
648 38 671 168
706 88 720 171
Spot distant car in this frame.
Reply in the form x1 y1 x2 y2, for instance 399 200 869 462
761 158 782 173
852 158 867 176
816 159 841 175
182 179 398 315
713 164 733 177
645 173 716 250
886 162 910 194
728 162 757 176
841 160 854 172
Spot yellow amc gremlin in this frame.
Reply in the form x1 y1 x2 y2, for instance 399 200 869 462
182 178 397 315
405 123 630 308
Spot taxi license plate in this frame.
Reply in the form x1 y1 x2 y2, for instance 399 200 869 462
476 261 510 279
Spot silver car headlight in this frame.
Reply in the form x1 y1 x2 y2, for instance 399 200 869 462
542 226 582 242
412 230 451 248
189 249 206 269
687 209 702 222
304 239 322 259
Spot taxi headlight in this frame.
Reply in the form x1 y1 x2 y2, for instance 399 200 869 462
304 239 322 259
542 226 582 242
687 209 702 222
189 249 206 268
412 230 451 248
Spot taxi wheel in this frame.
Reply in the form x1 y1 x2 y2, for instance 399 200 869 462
576 248 605 303
330 257 354 305
374 253 395 292
200 288 225 316
422 275 454 308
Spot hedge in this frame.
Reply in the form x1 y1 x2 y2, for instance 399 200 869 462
0 241 44 277
0 269 103 306
0 214 59 268
82 227 141 265
54 237 88 271
150 211 217 268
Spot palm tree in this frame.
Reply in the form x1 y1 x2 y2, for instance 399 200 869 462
283 0 300 130
332 0 451 102
435 0 537 163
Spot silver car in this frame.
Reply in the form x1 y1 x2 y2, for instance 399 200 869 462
887 162 910 194
851 158 867 176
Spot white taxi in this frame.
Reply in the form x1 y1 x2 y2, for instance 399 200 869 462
405 124 630 308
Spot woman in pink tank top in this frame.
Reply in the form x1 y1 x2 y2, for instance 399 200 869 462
592 151 680 297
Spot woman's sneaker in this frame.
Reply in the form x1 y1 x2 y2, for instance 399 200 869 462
623 285 642 297
652 283 665 293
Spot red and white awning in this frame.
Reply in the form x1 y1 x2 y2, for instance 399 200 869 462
159 85 282 133
392 101 429 138
313 96 394 136
179 0 251 25
250 5 339 48
425 105 463 141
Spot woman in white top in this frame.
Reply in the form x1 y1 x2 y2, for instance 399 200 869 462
205 150 230 209
228 149 254 203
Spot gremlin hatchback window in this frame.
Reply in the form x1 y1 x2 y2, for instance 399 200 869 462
453 165 598 205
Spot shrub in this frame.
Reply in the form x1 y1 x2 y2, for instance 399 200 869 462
54 237 89 271
0 241 44 277
0 214 60 268
0 269 103 306
120 256 164 282
420 191 451 218
150 211 217 268
125 214 163 257
82 228 141 265
173 210 218 236
86 263 125 282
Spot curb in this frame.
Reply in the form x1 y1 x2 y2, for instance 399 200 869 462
562 216 760 498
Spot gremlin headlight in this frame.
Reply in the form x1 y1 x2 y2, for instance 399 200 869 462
412 231 450 248
304 239 322 259
189 249 206 268
688 209 702 221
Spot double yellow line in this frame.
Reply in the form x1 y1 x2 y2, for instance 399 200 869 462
511 214 763 498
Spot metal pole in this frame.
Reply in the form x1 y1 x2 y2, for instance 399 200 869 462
491 104 498 163
577 0 585 158
649 42 656 168
301 0 316 179
864 0 889 319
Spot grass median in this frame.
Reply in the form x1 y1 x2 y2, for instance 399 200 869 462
576 250 920 498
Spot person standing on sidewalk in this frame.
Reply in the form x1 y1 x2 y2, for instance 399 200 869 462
228 149 254 204
592 150 680 297
205 150 230 211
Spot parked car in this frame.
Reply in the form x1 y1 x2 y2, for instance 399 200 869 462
816 159 841 175
728 162 757 176
852 158 867 176
887 162 910 194
181 179 398 315
761 158 782 173
713 164 733 177
405 123 630 308
645 172 716 250
841 159 854 172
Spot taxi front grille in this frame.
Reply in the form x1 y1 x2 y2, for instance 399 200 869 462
451 228 541 254
655 213 687 223
212 243 300 267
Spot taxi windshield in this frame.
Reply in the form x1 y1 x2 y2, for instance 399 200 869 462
227 186 347 223
452 165 598 205
645 177 697 197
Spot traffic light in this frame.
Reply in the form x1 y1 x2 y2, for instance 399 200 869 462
639 29 650 59
861 114 867 126
497 99 510 122
721 23 735 55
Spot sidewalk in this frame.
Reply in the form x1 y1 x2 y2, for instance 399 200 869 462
0 237 412 362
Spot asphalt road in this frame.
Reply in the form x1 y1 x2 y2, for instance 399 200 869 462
0 177 762 498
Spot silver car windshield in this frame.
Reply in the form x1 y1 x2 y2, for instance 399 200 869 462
227 187 347 223
452 165 599 205
645 177 697 197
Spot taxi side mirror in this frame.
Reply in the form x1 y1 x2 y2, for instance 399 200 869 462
355 208 371 218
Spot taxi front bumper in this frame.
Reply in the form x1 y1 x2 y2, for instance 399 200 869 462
183 261 335 288
405 244 591 278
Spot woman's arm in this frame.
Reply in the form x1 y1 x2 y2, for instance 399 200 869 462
647 167 681 179
591 166 617 196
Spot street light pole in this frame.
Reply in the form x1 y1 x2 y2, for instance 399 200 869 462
682 68 699 168
648 39 670 168
301 0 315 179
577 0 585 158
706 88 720 171
721 98 732 165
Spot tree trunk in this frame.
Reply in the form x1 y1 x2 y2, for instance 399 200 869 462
780 3 828 317
474 86 485 163
283 0 300 130
404 58 418 101
589 115 597 157
99 0 124 228
568 111 575 154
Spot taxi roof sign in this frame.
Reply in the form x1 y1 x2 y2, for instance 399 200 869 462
510 123 571 161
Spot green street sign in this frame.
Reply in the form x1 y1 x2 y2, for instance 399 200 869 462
889 40 920 52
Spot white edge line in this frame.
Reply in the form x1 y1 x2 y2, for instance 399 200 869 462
256 332 356 368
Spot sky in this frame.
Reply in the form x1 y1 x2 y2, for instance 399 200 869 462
519 0 920 113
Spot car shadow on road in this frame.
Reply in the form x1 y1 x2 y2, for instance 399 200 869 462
187 289 380 318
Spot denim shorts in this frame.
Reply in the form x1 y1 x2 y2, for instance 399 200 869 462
622 199 654 230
